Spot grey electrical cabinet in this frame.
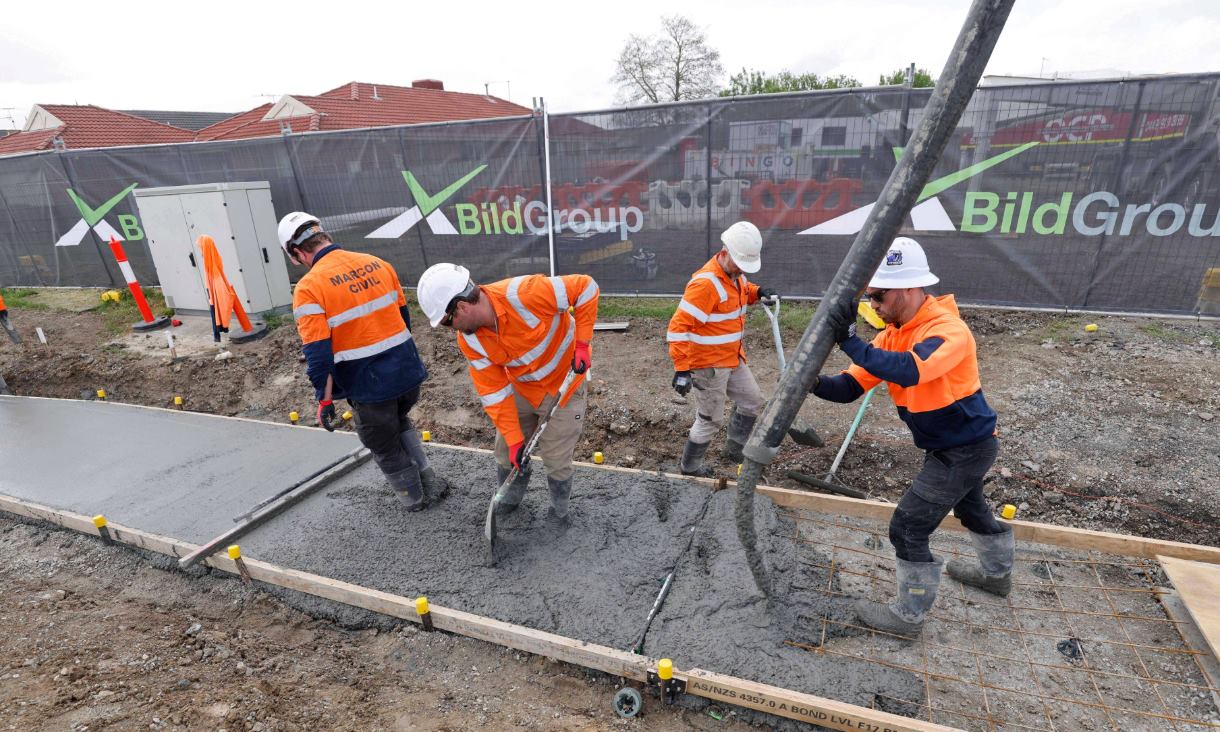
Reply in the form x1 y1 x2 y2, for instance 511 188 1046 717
133 181 292 316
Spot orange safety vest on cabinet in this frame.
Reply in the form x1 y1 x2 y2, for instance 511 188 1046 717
456 274 599 445
666 256 760 371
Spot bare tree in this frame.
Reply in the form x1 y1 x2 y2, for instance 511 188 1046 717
612 15 724 105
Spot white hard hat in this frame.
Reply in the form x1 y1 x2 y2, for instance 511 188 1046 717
720 221 762 274
277 211 324 255
417 263 475 327
868 237 939 289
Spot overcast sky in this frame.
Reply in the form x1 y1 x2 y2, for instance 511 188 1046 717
2 0 1218 129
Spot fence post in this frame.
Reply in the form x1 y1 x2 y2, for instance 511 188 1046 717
541 99 556 277
705 103 714 258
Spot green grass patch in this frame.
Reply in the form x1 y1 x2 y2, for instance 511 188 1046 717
1138 321 1190 344
262 311 290 331
0 288 51 311
597 297 679 321
98 288 172 335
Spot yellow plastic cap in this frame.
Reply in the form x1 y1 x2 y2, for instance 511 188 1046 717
658 658 673 680
226 545 242 560
96 389 106 399
593 451 604 464
342 410 353 421
289 411 299 422
416 596 430 615
1084 323 1099 332
92 515 107 529
421 430 432 442
1001 504 1017 520
173 396 183 405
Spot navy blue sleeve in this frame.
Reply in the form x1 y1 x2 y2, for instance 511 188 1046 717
302 339 334 400
839 334 923 387
400 304 412 331
812 373 865 403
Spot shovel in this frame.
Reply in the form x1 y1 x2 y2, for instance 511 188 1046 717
760 297 823 447
485 369 580 566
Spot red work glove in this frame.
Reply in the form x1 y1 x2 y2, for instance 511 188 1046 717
317 400 336 432
508 440 530 471
571 340 591 374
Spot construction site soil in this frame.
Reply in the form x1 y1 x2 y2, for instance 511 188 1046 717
1 289 1218 729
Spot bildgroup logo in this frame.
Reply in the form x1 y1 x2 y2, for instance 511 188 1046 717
56 183 144 247
366 166 488 237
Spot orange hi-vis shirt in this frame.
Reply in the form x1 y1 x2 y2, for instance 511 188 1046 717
456 274 599 446
667 256 761 371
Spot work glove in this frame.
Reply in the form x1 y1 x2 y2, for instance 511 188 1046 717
317 400 337 432
757 287 778 304
672 370 693 396
508 440 530 472
572 340 591 374
825 299 858 344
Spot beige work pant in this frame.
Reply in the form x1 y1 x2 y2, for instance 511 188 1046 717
688 361 764 445
494 381 588 482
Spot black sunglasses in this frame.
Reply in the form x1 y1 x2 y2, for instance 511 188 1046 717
864 289 891 303
440 281 477 327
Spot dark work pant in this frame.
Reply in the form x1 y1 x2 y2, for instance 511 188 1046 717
349 388 420 476
890 437 1003 562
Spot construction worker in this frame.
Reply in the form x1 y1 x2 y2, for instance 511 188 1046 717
811 237 1008 637
667 221 777 476
279 211 447 512
417 264 598 521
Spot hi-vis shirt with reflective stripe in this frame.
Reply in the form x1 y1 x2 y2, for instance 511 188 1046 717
456 274 599 446
667 256 761 371
293 246 425 403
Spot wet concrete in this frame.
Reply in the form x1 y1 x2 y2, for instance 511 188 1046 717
1 396 922 720
0 396 358 543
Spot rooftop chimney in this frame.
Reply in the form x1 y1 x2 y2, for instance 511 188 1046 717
411 79 444 91
349 82 360 100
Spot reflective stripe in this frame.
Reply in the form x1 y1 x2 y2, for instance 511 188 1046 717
507 314 562 367
677 299 709 323
575 281 598 307
707 306 744 322
326 290 400 328
461 332 488 357
293 303 326 318
666 330 742 345
692 272 727 302
469 358 493 371
333 328 412 363
479 383 515 407
517 318 575 382
506 277 540 328
550 277 569 311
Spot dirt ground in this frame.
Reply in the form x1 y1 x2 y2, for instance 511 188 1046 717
1 288 1218 729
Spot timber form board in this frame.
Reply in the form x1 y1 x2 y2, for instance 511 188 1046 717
1159 555 1220 663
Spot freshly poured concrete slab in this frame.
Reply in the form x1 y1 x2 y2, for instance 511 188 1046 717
0 396 358 543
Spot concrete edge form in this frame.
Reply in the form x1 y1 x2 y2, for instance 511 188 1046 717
0 492 959 732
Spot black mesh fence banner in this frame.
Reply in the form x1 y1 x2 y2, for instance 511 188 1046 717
1 74 1218 316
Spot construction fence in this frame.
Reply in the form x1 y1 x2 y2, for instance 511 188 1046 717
1 73 1219 316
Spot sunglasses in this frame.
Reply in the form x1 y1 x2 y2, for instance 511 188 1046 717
863 289 891 303
440 301 459 328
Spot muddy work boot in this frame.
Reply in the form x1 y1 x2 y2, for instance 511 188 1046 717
494 465 530 515
386 464 427 512
723 408 757 464
400 429 449 504
680 440 714 477
855 557 944 638
947 528 1014 597
547 476 573 522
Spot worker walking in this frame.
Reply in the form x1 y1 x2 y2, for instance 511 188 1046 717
417 264 598 522
279 212 447 512
667 221 777 476
811 237 1009 637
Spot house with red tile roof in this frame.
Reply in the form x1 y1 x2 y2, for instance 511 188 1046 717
0 80 532 157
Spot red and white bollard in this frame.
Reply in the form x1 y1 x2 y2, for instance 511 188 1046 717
108 237 169 332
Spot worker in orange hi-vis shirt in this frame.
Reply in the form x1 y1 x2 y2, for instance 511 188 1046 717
279 211 447 513
417 263 598 523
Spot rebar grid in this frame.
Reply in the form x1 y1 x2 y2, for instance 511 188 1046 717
782 506 1220 731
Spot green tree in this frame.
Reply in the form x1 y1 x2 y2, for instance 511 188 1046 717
879 67 936 87
719 69 861 96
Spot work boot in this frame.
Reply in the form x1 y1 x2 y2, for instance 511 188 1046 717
723 409 757 463
386 464 427 512
400 429 449 504
855 557 944 638
494 465 530 515
947 528 1015 597
680 440 714 477
547 476 573 522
